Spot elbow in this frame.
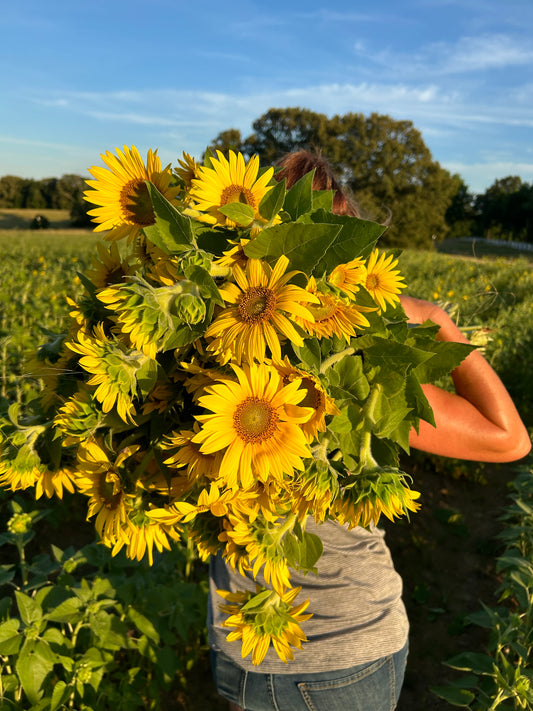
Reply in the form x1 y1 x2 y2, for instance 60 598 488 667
491 425 531 463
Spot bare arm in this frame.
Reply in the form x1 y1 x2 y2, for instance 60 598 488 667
402 295 531 462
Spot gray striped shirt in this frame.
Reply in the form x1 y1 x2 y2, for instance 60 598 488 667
208 519 408 673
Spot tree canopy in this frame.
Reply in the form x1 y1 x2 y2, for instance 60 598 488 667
210 107 459 248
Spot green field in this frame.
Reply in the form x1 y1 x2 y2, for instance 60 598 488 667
0 231 531 710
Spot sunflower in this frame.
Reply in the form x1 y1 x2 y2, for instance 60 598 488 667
75 439 138 546
218 586 311 665
0 457 41 493
223 511 294 593
328 258 367 298
53 387 102 446
175 151 200 193
67 323 147 424
333 469 421 529
85 241 138 290
205 256 317 365
35 467 78 500
294 277 372 342
112 512 181 566
189 150 275 229
84 145 180 242
214 239 251 270
364 249 406 312
163 425 224 481
274 357 340 442
192 362 313 490
181 359 239 402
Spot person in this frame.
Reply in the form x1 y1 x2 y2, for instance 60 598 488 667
208 150 531 711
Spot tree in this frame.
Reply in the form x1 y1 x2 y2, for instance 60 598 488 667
445 177 478 238
0 176 28 208
475 176 533 242
209 129 246 156
210 108 458 248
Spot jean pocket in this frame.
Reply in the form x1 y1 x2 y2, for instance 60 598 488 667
298 655 394 711
214 652 246 706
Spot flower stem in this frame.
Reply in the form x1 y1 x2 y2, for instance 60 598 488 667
319 347 355 374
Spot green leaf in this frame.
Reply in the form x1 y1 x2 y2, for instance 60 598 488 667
292 338 323 372
241 590 272 612
243 221 341 274
329 354 370 402
298 532 323 571
282 170 314 220
0 563 15 586
44 596 83 623
430 685 476 706
310 211 386 274
127 607 160 644
135 358 159 399
185 264 224 306
0 618 22 655
16 639 55 705
143 181 195 254
50 680 69 711
259 178 286 221
445 652 495 675
311 189 334 212
404 372 435 427
15 590 43 626
410 332 474 383
361 338 435 375
218 201 255 226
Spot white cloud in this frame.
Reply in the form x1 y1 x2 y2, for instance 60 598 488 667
355 33 533 77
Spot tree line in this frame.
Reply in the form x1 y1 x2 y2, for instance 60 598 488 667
210 108 533 248
2 108 532 246
0 173 90 226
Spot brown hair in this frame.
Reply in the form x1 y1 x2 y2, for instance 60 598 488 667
274 150 360 218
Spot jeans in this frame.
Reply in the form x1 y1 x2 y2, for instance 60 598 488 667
212 640 408 711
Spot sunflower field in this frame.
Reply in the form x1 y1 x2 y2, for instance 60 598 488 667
0 146 531 710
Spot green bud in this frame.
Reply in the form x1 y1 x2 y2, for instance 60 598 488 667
7 512 33 535
170 281 206 325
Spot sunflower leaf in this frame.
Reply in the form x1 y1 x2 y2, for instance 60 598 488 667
243 222 341 273
218 202 255 227
282 170 314 220
144 181 195 254
259 178 286 221
310 211 386 274
311 189 334 212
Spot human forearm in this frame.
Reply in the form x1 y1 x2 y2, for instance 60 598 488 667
402 296 531 462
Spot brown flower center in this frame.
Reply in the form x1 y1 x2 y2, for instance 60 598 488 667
220 184 257 210
120 179 156 227
238 286 276 324
299 378 322 410
233 397 279 443
366 274 380 290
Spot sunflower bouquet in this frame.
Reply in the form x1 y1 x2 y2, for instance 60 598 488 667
0 146 471 665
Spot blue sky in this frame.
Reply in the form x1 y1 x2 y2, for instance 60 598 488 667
1 0 532 194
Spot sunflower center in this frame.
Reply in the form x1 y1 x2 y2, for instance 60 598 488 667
120 179 156 227
220 184 257 210
238 286 276 323
233 397 279 443
299 378 322 410
366 274 380 289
